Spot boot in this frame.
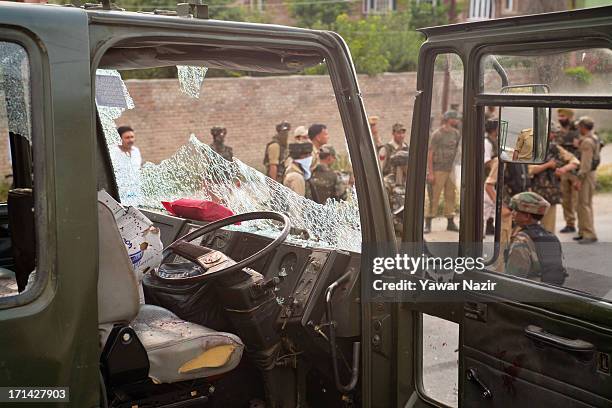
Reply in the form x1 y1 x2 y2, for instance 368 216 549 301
424 218 432 234
485 217 494 235
447 217 459 232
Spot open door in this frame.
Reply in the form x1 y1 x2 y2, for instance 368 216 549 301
0 4 99 406
398 7 612 408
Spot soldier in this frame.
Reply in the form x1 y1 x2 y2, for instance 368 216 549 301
308 123 329 170
264 121 291 182
505 192 567 285
209 126 233 162
425 111 461 233
555 108 580 233
485 156 530 270
293 125 309 142
310 145 348 204
379 123 408 177
369 116 383 151
574 116 600 244
528 124 579 233
483 119 499 235
283 142 313 198
383 147 410 236
513 128 533 161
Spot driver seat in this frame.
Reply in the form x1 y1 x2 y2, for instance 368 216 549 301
97 201 244 384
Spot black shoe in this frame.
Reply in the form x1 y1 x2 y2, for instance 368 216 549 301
424 218 432 234
560 225 576 233
578 237 598 244
572 235 583 241
485 218 494 235
447 218 459 232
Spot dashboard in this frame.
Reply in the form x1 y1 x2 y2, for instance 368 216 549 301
141 210 361 338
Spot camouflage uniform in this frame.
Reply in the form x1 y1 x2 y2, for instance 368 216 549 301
528 143 579 233
505 192 566 285
264 121 291 182
309 145 348 204
210 126 233 161
379 123 408 176
382 149 410 236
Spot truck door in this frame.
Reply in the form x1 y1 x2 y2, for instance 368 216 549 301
400 7 612 408
0 4 99 406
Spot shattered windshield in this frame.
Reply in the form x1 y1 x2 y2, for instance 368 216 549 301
97 67 361 252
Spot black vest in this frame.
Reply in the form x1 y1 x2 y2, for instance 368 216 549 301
520 224 567 285
263 139 287 181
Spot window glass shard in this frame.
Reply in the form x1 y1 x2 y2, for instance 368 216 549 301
177 66 208 99
0 42 31 143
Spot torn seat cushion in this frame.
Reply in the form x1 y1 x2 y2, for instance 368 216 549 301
132 304 244 384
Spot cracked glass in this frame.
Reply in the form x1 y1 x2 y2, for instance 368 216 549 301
0 42 31 144
98 68 361 252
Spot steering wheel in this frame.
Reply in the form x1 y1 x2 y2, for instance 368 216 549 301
153 211 290 284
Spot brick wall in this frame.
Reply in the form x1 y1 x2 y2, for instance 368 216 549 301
116 72 429 170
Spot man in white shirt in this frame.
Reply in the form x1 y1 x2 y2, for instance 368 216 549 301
111 126 142 204
112 125 142 169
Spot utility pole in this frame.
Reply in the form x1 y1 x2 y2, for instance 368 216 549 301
440 0 456 114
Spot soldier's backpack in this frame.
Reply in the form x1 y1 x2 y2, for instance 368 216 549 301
589 134 603 171
520 224 567 285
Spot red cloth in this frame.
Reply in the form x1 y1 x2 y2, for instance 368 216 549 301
162 198 235 222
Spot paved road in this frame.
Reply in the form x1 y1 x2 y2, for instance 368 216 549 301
422 144 612 407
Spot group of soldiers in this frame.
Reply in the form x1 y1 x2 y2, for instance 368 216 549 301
372 111 463 236
205 123 348 205
263 121 348 204
485 108 603 285
371 106 602 286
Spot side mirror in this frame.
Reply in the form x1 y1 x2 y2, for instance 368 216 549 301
498 85 551 163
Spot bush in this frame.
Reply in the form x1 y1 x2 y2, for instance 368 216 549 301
564 66 593 85
598 128 612 146
596 164 612 193
0 180 9 202
287 0 350 28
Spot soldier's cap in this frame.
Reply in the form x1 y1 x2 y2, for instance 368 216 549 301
288 142 313 158
578 116 595 129
485 119 498 132
443 110 462 120
319 144 337 157
210 126 226 136
392 123 407 132
276 121 291 132
557 108 575 118
368 115 379 125
509 192 550 216
293 125 309 138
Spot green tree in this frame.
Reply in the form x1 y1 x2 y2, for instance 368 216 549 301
333 14 390 75
287 0 351 28
408 0 448 29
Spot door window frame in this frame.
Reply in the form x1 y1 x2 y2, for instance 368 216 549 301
0 28 52 310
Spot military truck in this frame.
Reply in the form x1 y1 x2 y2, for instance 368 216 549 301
0 2 611 407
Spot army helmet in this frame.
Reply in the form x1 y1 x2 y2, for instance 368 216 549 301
276 121 291 132
211 126 227 137
509 192 550 215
